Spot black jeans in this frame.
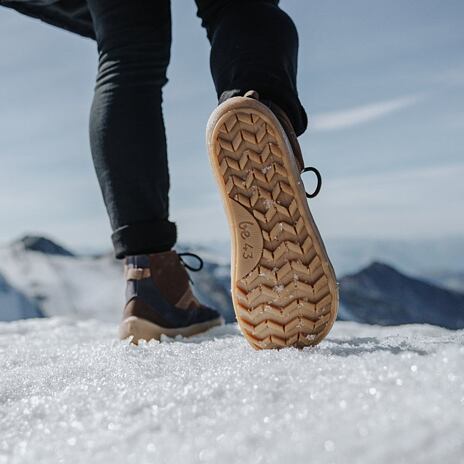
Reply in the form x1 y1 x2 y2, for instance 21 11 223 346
87 0 307 259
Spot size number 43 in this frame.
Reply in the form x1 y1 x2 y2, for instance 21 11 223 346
239 221 254 259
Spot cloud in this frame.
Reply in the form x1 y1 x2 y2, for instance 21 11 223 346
311 95 422 132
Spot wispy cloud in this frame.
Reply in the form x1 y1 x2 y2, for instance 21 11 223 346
311 95 422 132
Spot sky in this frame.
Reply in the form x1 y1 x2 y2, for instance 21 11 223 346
0 0 463 253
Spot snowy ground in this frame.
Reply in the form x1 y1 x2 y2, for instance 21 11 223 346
1 319 463 464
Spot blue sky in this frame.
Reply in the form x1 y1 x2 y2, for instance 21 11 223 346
0 0 463 252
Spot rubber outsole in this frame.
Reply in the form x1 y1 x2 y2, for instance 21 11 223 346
207 96 339 349
119 316 224 344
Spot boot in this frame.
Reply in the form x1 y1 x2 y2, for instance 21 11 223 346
119 251 223 343
206 90 338 349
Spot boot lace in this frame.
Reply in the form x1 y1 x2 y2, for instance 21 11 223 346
178 252 204 272
301 166 322 198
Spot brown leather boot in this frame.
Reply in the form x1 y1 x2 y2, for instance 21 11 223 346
119 251 223 343
206 90 339 349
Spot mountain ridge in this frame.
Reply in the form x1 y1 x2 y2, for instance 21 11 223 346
1 234 463 329
11 234 75 257
339 261 464 329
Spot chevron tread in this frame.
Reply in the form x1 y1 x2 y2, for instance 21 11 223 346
207 97 338 349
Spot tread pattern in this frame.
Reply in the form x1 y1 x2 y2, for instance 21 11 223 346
214 108 336 349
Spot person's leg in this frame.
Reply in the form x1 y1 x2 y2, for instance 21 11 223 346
201 1 338 349
196 0 307 136
87 0 223 341
87 0 176 259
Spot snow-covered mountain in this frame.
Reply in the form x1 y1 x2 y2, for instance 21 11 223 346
0 236 124 322
1 235 464 329
339 262 464 329
13 234 75 257
0 235 234 323
0 271 43 321
325 236 464 276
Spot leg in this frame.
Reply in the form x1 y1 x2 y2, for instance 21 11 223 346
87 0 223 341
202 1 339 348
87 0 176 259
196 0 307 136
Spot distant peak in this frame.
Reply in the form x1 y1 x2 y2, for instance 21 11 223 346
13 235 75 257
345 261 404 281
365 261 398 273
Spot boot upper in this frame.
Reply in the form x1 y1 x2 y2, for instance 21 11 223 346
123 251 222 329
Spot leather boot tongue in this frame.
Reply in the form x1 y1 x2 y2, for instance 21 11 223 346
148 251 197 310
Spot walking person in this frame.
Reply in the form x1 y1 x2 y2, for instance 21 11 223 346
1 0 338 349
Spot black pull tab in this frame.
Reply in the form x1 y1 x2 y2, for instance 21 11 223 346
301 166 322 199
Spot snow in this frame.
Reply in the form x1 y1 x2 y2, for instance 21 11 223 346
0 273 42 321
0 243 236 323
1 319 463 464
0 246 124 322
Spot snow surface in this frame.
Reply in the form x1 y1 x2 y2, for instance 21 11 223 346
1 319 463 464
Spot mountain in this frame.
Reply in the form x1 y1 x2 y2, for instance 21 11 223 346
0 271 43 321
1 235 464 330
339 262 464 329
0 236 235 323
12 234 75 257
188 259 234 322
167 236 464 277
0 239 123 322
325 236 464 276
423 270 464 293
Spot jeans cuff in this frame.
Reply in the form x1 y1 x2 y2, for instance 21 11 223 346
111 219 177 259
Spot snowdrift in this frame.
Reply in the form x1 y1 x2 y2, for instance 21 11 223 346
1 318 463 464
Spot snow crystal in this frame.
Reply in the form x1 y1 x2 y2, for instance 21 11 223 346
0 318 463 464
273 284 284 294
263 199 275 211
261 165 272 175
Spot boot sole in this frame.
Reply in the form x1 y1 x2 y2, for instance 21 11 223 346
207 96 339 349
119 316 224 344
